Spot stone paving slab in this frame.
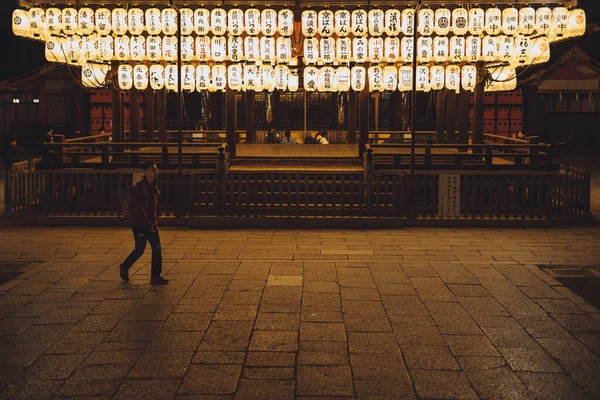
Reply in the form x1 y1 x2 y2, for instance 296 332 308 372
0 225 599 399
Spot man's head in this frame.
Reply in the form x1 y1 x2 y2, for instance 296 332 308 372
143 162 159 181
8 134 17 145
285 130 291 137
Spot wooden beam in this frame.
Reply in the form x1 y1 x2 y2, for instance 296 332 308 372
435 90 446 144
524 85 539 137
458 89 470 144
144 87 155 142
226 86 237 156
473 62 485 150
130 88 140 143
111 65 123 143
446 90 457 144
245 91 255 144
157 88 167 142
358 76 370 157
348 90 357 144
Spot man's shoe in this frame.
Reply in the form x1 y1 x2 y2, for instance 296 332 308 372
150 276 169 285
119 264 129 282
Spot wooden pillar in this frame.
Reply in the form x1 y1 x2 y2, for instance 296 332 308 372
359 77 370 157
446 90 457 144
130 88 140 143
523 85 539 137
226 86 236 156
473 62 485 150
271 90 281 129
435 90 446 143
348 91 357 144
144 88 155 142
458 89 471 145
111 77 123 142
245 92 255 144
207 92 221 130
157 88 167 142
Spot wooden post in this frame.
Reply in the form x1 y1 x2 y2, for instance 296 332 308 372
458 89 470 145
271 90 281 129
130 89 140 143
435 90 446 143
144 88 155 143
207 92 221 130
245 91 255 144
111 68 123 143
446 90 457 144
473 62 485 152
157 88 167 143
348 91 357 145
226 86 236 157
359 73 370 157
524 85 539 137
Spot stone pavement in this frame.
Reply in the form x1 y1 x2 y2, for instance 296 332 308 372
0 226 599 400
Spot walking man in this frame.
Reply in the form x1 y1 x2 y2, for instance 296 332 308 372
120 162 169 285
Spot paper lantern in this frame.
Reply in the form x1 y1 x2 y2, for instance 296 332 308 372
278 9 294 36
163 36 177 62
182 36 194 61
180 8 194 35
145 8 162 36
465 36 481 62
82 35 99 61
485 8 502 35
452 8 469 36
499 36 515 62
335 10 351 37
351 9 368 37
483 36 499 62
434 8 451 36
319 10 334 37
450 36 465 62
112 8 128 36
114 36 130 61
196 65 210 91
535 7 552 35
245 36 259 62
150 64 165 90
401 37 414 63
99 36 114 61
512 35 531 66
402 8 415 36
416 66 430 92
468 8 485 35
211 8 227 36
212 65 227 91
228 64 242 91
245 9 261 36
129 36 145 61
162 9 177 36
133 65 149 90
337 38 351 63
262 9 277 36
485 66 517 92
228 9 244 36
274 65 289 91
46 8 62 36
260 37 276 64
321 37 336 63
45 36 66 63
351 66 366 91
259 65 274 92
195 37 211 61
384 9 401 36
302 10 317 37
502 8 519 36
228 36 243 62
304 66 318 91
165 65 178 91
417 37 433 62
146 36 162 62
368 66 383 92
519 7 536 35
118 64 133 90
369 37 384 63
430 66 445 91
81 62 110 88
445 65 460 92
433 36 449 63
12 10 30 38
287 74 299 92
336 67 351 92
29 8 46 38
398 66 413 92
320 66 336 92
529 37 550 65
303 38 318 64
194 9 210 35
418 9 434 36
368 9 384 37
384 37 400 63
461 65 477 92
211 36 227 62
353 38 368 63
128 8 144 36
550 7 569 39
62 8 77 36
567 9 586 38
276 37 292 63
383 66 397 91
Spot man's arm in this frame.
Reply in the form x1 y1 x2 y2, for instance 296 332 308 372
133 182 153 230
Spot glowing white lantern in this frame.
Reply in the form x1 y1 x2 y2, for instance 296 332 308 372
82 35 99 61
368 9 384 37
145 8 161 35
303 38 318 64
162 9 177 36
276 37 292 63
483 36 499 62
461 65 477 92
46 8 62 36
353 37 368 63
512 35 531 66
194 9 210 35
211 8 227 36
536 7 552 35
319 66 335 92
529 37 550 65
383 66 397 91
335 10 351 37
434 8 451 36
337 38 351 63
99 36 114 61
398 66 413 92
416 66 431 92
179 8 193 35
29 8 46 39
228 36 243 62
302 10 317 37
262 9 277 36
417 37 433 62
450 36 465 62
78 8 94 36
228 9 244 36
245 9 261 36
304 66 318 91
228 64 242 91
502 8 519 36
12 10 30 38
434 36 449 63
150 64 165 90
321 37 336 63
336 67 351 91
452 8 469 36
196 65 210 91
287 74 299 92
485 8 502 35
112 8 128 36
211 36 227 62
567 9 586 38
130 36 146 61
352 9 368 37
319 10 335 37
418 9 434 36
550 7 569 39
499 36 515 62
368 66 384 92
128 8 144 36
118 65 133 90
65 35 82 64
351 66 366 91
212 65 227 91
182 36 194 61
81 62 110 88
274 65 289 91
486 66 517 92
163 36 177 62
245 36 259 62
369 37 384 62
114 36 130 61
133 65 149 91
195 37 211 61
385 9 401 36
384 37 400 63
445 65 460 92
260 37 276 64
468 8 485 35
278 9 294 36
465 36 481 62
430 66 445 90
259 65 274 92
401 37 414 62
62 8 77 36
402 8 415 36
519 7 536 35
146 36 162 62
165 65 178 91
